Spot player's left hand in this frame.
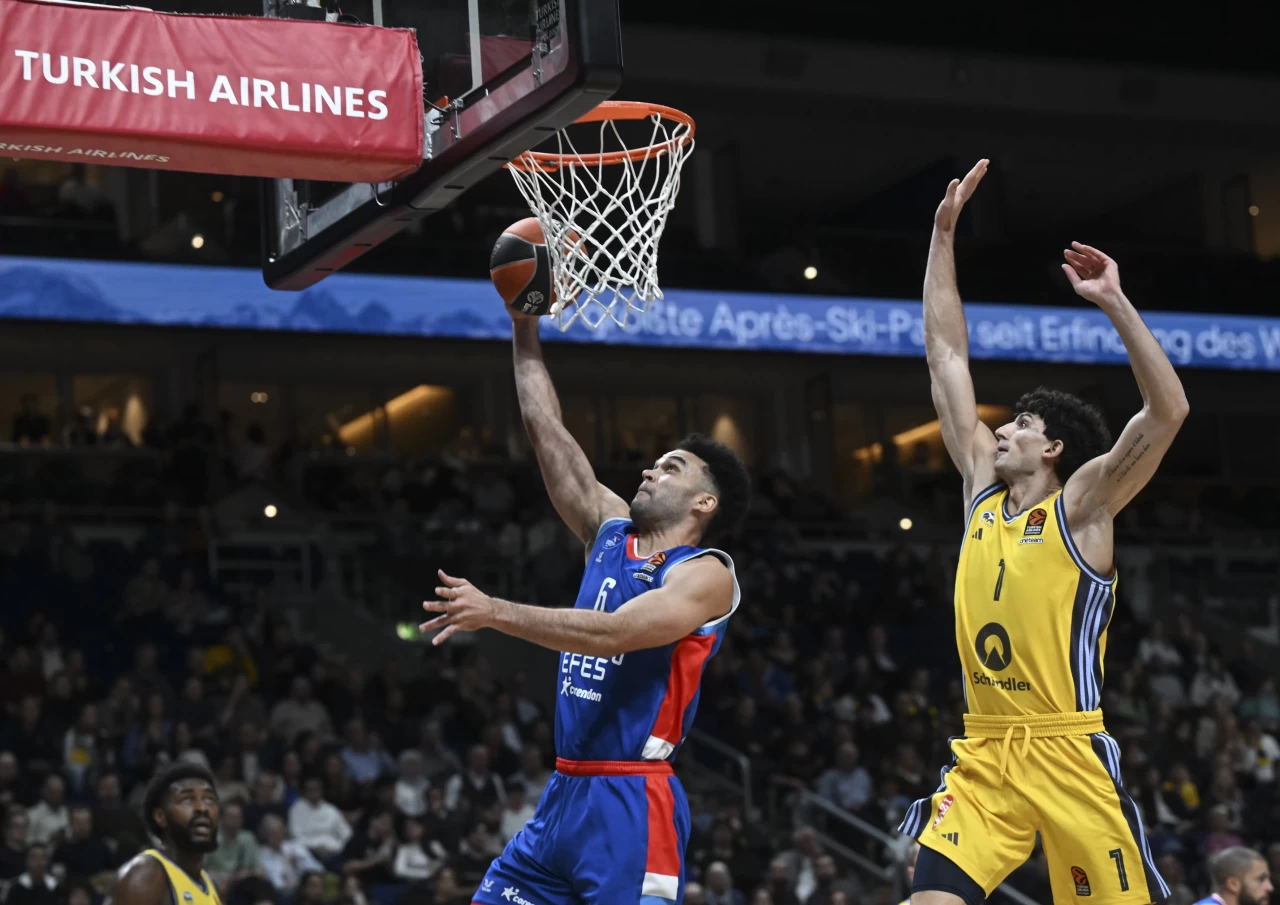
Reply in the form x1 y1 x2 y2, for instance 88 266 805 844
419 570 499 645
1062 242 1123 309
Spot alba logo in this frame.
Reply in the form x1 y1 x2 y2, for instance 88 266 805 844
975 623 1012 671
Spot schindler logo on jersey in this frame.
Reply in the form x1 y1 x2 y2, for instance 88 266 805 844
972 623 1033 692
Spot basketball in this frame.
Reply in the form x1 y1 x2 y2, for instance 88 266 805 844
489 218 558 317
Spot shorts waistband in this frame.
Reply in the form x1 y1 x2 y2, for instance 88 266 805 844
963 709 1105 738
555 757 674 776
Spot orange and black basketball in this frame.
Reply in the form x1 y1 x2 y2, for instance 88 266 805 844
489 218 557 317
1028 508 1047 527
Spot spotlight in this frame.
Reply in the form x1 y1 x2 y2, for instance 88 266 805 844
1249 205 1260 217
264 504 278 518
191 234 205 249
899 517 913 531
211 191 224 203
803 265 818 280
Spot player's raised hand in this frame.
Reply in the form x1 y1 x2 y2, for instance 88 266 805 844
1062 242 1124 309
420 569 498 645
935 159 989 233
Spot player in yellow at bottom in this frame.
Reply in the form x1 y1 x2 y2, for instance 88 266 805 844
901 159 1189 905
106 763 223 905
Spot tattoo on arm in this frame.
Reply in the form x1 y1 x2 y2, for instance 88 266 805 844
1106 432 1151 482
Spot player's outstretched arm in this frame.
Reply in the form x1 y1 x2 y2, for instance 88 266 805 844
104 854 170 905
420 561 733 657
512 317 628 543
1062 243 1189 520
926 159 998 506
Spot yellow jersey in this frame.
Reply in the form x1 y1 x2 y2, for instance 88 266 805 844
142 849 222 905
956 483 1116 717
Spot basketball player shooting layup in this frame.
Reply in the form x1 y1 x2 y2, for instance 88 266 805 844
419 307 751 905
901 158 1189 905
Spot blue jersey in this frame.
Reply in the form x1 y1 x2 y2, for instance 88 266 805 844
554 517 740 762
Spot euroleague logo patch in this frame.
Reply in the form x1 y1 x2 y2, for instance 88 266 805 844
1024 508 1047 536
931 794 954 829
1071 866 1091 896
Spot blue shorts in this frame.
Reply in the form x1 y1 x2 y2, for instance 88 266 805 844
473 759 690 905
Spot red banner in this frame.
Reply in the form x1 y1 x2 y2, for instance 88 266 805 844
0 0 423 182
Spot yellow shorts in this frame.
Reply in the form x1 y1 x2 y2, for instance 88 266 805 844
899 711 1170 905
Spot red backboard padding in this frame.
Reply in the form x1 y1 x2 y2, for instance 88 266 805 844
0 0 424 182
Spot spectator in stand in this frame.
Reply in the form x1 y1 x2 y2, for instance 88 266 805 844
1203 804 1245 856
26 774 68 847
341 718 394 786
499 782 535 842
453 822 499 888
394 750 429 818
5 696 58 784
294 872 326 905
62 703 103 795
270 678 335 747
50 806 114 888
779 827 822 904
4 843 58 905
762 855 801 905
1191 657 1243 710
443 745 505 814
0 751 21 812
705 862 745 905
686 881 707 905
802 855 861 905
432 867 473 905
288 776 352 861
0 810 29 882
416 719 462 782
1240 678 1280 733
205 801 262 898
257 814 323 895
816 742 873 815
508 744 551 804
91 773 146 862
393 818 445 883
1138 622 1184 672
339 809 396 888
1237 718 1280 787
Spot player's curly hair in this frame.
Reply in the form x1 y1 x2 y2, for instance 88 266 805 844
677 433 752 542
1013 387 1111 481
142 762 217 838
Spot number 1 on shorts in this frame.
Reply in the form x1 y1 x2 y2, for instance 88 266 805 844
1109 849 1129 892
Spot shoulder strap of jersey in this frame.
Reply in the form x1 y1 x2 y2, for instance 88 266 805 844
659 547 741 634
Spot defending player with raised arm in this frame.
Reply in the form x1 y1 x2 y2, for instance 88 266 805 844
107 764 222 905
421 291 751 905
904 161 1189 905
925 159 1188 573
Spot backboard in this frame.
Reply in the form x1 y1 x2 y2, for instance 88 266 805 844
261 0 622 290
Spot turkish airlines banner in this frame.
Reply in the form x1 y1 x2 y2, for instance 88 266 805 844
0 0 423 182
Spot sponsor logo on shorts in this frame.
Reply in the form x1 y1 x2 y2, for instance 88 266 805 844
981 511 996 526
502 887 537 905
931 794 954 829
482 879 494 893
1024 508 1047 536
1071 866 1091 896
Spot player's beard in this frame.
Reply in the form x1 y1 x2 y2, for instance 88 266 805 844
629 487 681 532
1240 890 1268 905
170 820 220 854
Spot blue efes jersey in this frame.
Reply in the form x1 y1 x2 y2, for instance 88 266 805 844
555 518 740 762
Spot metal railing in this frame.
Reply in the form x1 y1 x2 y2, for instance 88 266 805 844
688 728 754 816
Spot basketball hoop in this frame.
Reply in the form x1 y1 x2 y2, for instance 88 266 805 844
506 101 695 331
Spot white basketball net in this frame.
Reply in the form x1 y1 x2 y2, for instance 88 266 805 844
507 109 694 331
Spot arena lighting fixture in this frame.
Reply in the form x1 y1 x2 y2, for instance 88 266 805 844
212 191 225 203
190 234 205 249
803 265 818 280
264 504 278 518
1249 205 1260 216
899 517 913 531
